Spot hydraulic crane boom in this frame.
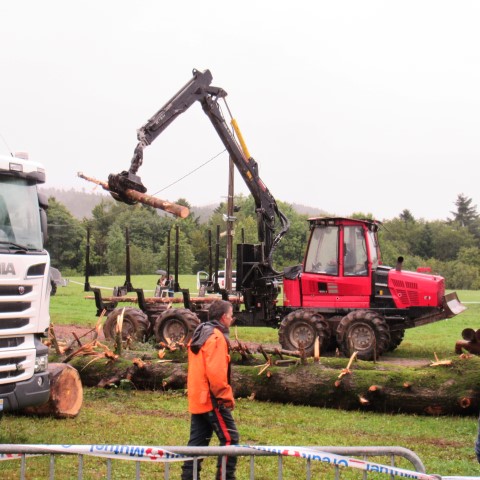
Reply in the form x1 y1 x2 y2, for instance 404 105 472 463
108 68 289 271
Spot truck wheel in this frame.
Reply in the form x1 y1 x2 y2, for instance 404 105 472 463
336 310 390 361
103 307 150 342
278 310 329 356
154 308 200 345
386 329 405 352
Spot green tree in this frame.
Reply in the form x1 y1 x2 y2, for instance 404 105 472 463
412 223 434 259
378 218 414 265
45 197 86 273
190 227 211 272
105 224 126 275
449 193 479 228
429 221 476 262
273 201 309 268
456 246 480 267
157 232 194 274
86 199 126 275
441 260 480 290
399 209 415 223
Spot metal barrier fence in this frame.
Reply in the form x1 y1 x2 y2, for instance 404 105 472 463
0 444 443 480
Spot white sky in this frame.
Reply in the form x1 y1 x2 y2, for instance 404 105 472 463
1 1 479 221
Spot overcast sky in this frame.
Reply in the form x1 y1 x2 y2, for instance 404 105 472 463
1 1 479 221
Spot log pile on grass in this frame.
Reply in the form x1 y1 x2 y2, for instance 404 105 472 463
54 323 480 416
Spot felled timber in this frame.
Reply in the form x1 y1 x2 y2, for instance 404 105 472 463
23 363 83 418
84 295 244 304
67 353 480 416
455 328 480 355
77 172 189 218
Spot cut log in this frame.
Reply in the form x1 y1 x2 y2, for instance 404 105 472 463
66 354 480 416
84 295 243 304
23 363 83 418
77 172 189 218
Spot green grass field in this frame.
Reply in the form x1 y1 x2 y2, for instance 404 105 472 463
0 276 478 478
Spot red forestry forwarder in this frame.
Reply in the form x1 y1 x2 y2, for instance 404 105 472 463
95 68 465 360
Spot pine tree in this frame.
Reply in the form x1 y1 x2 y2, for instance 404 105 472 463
450 193 478 227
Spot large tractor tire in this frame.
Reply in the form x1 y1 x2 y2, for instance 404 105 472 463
386 329 405 352
278 309 330 356
336 310 390 361
103 307 150 343
154 308 200 345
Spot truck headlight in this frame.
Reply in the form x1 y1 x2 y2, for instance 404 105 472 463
35 354 48 373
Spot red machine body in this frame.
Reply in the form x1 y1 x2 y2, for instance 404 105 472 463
283 217 446 311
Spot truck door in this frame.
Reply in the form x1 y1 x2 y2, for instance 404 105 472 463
301 222 372 308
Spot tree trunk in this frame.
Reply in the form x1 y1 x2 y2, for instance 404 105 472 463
66 354 480 416
23 363 83 418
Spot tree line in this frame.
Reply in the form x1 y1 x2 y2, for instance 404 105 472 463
45 193 480 290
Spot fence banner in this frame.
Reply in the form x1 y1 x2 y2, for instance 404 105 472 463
1 443 441 479
242 445 439 480
1 444 191 463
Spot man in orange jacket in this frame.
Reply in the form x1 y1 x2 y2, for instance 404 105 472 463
181 299 239 480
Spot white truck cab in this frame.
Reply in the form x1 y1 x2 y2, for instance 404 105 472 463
0 153 51 413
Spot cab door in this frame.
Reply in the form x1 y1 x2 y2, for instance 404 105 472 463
301 222 372 309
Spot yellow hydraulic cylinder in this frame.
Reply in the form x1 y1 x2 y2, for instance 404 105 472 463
230 118 251 160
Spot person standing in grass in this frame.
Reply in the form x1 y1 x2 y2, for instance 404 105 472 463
181 299 239 480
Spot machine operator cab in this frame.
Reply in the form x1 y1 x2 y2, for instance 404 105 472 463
283 217 381 309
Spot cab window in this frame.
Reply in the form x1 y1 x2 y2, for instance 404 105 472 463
343 226 368 276
304 226 339 275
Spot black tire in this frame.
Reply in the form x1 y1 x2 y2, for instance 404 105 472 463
103 307 150 342
50 280 57 296
278 310 329 356
154 308 200 345
386 329 405 352
336 310 390 361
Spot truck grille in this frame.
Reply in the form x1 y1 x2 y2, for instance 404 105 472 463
0 302 31 313
0 337 25 348
0 356 26 379
0 285 33 296
0 318 29 329
0 345 36 384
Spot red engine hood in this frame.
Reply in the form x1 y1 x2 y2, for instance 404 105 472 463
388 269 445 308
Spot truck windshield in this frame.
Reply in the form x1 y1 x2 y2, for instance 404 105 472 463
0 177 43 251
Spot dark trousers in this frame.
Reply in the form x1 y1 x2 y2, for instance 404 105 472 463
181 406 239 480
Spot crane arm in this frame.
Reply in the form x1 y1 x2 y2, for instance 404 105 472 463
107 68 289 265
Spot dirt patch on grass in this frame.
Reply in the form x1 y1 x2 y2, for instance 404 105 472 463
52 324 105 344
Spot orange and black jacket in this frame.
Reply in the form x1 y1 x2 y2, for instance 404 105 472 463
186 321 234 414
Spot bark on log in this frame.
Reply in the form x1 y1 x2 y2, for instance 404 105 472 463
67 354 480 416
23 363 83 418
77 172 189 218
84 295 243 304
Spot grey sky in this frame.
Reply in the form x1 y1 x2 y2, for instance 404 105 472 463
1 1 479 221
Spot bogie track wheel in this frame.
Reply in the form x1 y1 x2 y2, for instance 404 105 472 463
154 308 200 345
278 310 329 356
103 307 150 342
336 310 390 361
